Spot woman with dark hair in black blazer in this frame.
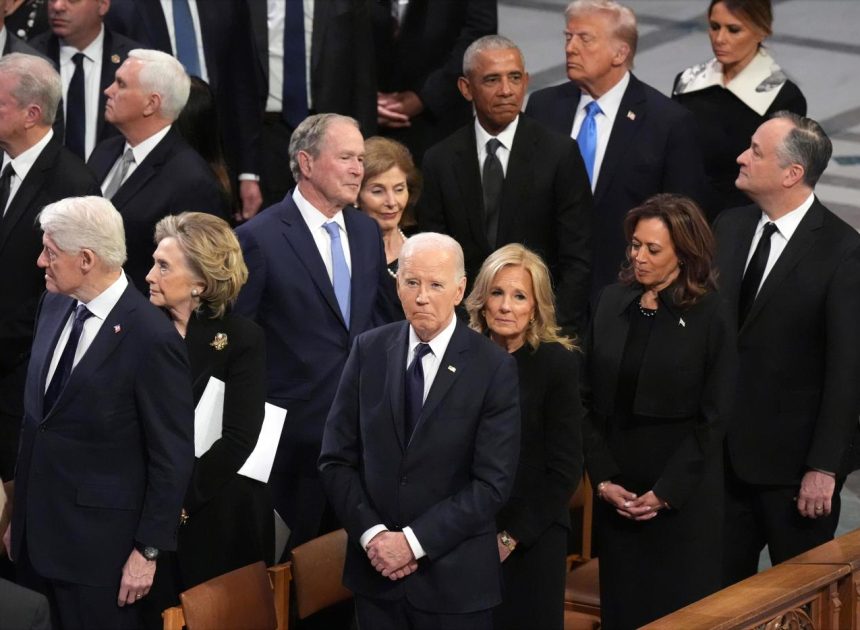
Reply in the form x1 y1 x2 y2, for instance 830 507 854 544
585 194 735 629
466 243 583 630
142 212 273 626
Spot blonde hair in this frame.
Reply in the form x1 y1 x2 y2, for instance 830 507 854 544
153 212 248 318
465 244 577 351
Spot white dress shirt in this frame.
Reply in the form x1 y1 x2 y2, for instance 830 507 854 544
45 273 129 390
1 129 54 216
744 193 815 295
474 115 519 178
0 26 8 56
59 26 104 159
100 125 172 195
265 0 314 113
159 0 208 82
359 314 459 560
570 71 630 190
293 186 352 279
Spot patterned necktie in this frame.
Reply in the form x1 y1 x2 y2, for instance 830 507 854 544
577 100 602 184
738 222 778 328
66 52 86 158
44 304 93 412
282 0 308 128
482 137 504 248
103 148 135 200
323 222 351 327
172 0 201 77
404 342 432 442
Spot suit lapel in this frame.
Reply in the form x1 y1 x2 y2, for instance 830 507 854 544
344 208 372 336
248 0 269 77
111 129 177 207
140 3 172 54
387 323 409 452
35 298 77 420
718 208 759 328
593 75 647 204
195 5 220 88
310 0 329 85
452 127 490 252
498 117 536 245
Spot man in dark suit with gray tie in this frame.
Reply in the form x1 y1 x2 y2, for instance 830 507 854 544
320 232 520 629
714 113 860 585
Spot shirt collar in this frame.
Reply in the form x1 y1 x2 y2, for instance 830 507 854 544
758 192 815 242
126 124 171 163
292 186 347 232
579 71 629 123
80 272 128 320
0 26 7 55
4 129 54 180
474 114 519 153
59 24 104 61
408 311 458 360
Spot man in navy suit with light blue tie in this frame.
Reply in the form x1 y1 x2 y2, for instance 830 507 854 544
235 113 391 553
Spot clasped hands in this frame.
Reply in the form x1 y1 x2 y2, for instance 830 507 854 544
599 482 667 521
366 531 418 581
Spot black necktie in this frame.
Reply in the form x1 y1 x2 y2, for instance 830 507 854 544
0 163 15 217
738 222 778 327
66 52 86 159
483 138 504 248
404 343 432 443
44 304 93 412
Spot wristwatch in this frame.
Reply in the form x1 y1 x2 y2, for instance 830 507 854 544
134 542 160 561
499 530 517 552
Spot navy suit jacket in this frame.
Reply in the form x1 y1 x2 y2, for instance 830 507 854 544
526 74 706 296
87 126 228 290
319 320 520 613
11 284 194 587
106 0 262 175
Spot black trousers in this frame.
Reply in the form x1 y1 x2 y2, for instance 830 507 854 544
722 470 843 587
355 595 493 630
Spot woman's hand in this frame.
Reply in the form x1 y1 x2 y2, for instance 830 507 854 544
597 481 637 514
496 532 517 562
623 490 669 521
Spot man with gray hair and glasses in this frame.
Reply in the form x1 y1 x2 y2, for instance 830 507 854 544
4 196 194 629
87 48 227 291
715 112 860 585
0 52 99 486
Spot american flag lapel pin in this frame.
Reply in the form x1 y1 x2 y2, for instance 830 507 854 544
447 365 456 373
114 324 122 334
627 110 636 121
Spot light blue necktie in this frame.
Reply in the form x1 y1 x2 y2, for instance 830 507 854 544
577 100 602 184
323 222 351 327
172 0 201 77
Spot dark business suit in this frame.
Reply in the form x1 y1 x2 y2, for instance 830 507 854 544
87 126 228 291
319 319 520 620
30 28 139 152
526 74 706 297
371 0 497 162
0 134 100 480
11 283 194 628
418 116 592 335
105 0 262 179
714 200 860 583
234 192 390 551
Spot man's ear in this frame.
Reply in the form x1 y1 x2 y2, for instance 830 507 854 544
457 76 474 103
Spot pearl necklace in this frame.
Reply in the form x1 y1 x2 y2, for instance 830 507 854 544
386 229 407 279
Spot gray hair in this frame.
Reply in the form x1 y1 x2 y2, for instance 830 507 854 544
399 232 466 283
771 111 832 188
38 196 127 270
565 0 638 68
462 34 525 76
0 53 62 125
128 49 190 121
288 113 360 181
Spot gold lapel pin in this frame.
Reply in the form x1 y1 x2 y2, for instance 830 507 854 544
111 54 121 64
210 333 228 350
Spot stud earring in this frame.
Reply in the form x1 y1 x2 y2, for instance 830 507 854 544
191 289 199 297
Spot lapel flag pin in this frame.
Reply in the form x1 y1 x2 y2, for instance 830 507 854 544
114 324 121 333
627 110 636 121
679 318 686 328
447 365 456 373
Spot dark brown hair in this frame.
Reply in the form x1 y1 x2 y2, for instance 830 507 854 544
360 136 421 229
708 0 773 38
619 194 717 308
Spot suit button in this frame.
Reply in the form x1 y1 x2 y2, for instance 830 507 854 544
400 476 407 485
39 425 47 432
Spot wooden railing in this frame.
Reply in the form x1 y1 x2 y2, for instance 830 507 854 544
643 528 860 629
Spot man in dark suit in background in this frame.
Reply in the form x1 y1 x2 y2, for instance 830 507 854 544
31 0 139 160
372 0 497 163
87 48 226 291
418 35 592 335
714 113 860 585
5 195 194 629
320 232 520 629
248 0 377 209
0 52 100 482
105 0 264 218
526 0 705 297
235 113 390 554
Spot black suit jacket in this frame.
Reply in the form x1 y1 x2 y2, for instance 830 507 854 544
87 126 228 290
319 320 520 613
248 0 376 134
106 0 262 176
0 135 100 430
2 31 45 58
30 28 139 151
11 284 194 587
714 200 860 484
418 115 592 335
526 74 706 296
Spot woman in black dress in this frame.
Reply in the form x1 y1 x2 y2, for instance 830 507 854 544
673 0 806 214
585 194 735 629
143 212 273 624
466 243 583 630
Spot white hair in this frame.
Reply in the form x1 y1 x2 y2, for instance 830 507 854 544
38 196 127 270
0 53 62 125
128 49 191 121
399 233 466 282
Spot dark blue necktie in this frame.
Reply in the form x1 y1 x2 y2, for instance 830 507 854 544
44 304 93 412
323 222 350 327
577 100 602 184
404 343 432 442
66 52 86 158
173 0 201 77
282 0 308 128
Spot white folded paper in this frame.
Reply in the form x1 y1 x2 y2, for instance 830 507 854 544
194 377 287 483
